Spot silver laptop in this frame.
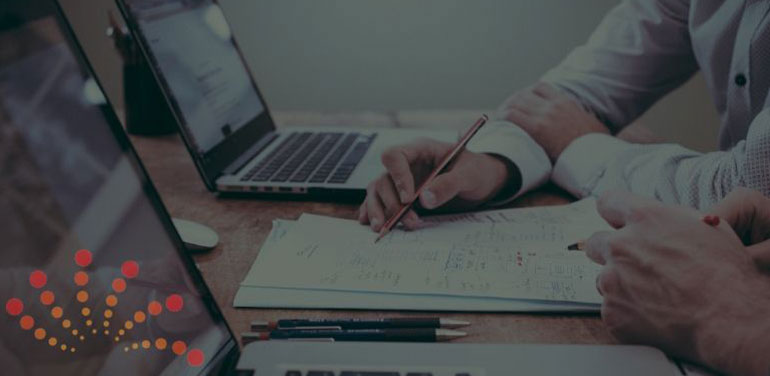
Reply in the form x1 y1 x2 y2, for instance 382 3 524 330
0 1 690 375
116 0 455 199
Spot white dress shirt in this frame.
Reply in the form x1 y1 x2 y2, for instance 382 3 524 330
468 0 770 210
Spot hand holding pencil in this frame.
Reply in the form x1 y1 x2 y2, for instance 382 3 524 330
360 115 514 235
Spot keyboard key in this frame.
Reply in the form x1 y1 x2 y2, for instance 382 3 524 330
327 135 376 183
249 132 311 181
271 133 326 182
284 371 301 376
309 133 359 183
290 133 343 182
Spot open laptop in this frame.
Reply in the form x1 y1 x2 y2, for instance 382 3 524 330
0 1 690 374
115 0 456 199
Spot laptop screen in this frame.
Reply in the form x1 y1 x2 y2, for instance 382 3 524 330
122 0 267 156
0 2 235 375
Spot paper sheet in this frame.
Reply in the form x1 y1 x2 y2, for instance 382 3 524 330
241 200 609 304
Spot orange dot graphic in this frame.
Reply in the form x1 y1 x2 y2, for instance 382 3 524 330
34 328 46 340
86 319 93 327
104 309 113 319
147 301 162 316
165 294 183 312
62 319 71 328
104 329 109 335
74 249 92 267
187 349 204 367
48 337 57 346
114 336 120 342
121 261 139 279
103 320 110 327
171 340 187 355
118 329 125 335
19 315 34 330
105 295 118 307
29 270 47 289
71 348 76 353
76 291 89 303
111 278 126 293
39 291 55 306
131 343 138 350
79 335 85 341
141 340 150 349
60 344 67 351
92 329 97 334
81 307 91 317
74 271 89 286
72 329 78 335
133 311 146 323
124 321 134 330
5 298 23 316
51 306 63 319
155 338 167 350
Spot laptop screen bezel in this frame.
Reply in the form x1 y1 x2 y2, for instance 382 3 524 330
115 0 278 191
9 1 244 373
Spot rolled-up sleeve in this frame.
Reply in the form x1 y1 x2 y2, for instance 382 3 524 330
541 0 699 131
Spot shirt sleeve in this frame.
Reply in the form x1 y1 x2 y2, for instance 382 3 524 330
553 108 770 210
541 0 699 132
465 119 552 204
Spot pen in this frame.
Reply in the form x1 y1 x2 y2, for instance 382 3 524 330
375 114 489 243
241 328 467 343
250 317 470 331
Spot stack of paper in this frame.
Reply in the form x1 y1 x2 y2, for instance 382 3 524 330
235 199 609 312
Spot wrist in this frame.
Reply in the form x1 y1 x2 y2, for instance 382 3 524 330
482 153 522 203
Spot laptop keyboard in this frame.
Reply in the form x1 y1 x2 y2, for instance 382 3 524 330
240 131 376 185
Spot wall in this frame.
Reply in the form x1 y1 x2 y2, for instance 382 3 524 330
62 0 720 151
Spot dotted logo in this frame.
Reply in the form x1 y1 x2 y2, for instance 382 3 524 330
5 249 206 367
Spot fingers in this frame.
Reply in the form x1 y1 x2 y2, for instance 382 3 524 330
710 187 770 244
420 171 467 210
596 190 660 228
381 144 421 203
361 175 423 231
585 231 613 265
747 239 770 270
365 184 387 231
532 82 562 100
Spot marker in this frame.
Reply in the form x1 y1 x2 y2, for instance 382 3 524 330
241 328 467 344
251 317 471 331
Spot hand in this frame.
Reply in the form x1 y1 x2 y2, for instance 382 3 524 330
585 190 770 376
358 138 511 232
709 188 770 269
499 82 609 161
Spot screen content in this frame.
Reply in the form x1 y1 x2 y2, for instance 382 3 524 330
128 0 265 155
0 13 231 375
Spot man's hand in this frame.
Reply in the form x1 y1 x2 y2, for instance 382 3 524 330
358 138 511 232
499 82 609 161
585 190 770 376
710 188 770 269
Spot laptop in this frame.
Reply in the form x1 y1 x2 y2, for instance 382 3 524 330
115 0 456 200
0 1 689 374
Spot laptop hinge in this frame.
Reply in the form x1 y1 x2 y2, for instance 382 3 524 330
222 131 279 176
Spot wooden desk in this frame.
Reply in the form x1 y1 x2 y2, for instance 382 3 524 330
129 110 616 346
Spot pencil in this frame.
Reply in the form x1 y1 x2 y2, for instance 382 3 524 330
567 241 585 251
374 114 489 243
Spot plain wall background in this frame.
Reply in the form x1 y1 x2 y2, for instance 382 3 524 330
60 0 720 151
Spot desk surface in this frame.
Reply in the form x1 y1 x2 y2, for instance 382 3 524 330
129 110 622 346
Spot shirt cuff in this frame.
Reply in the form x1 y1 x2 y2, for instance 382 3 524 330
466 120 552 204
552 133 632 198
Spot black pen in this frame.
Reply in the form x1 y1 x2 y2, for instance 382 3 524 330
251 317 470 331
241 328 466 343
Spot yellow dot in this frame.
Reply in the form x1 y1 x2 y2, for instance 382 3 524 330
105 295 118 307
62 319 71 329
124 347 129 352
79 335 85 341
60 344 67 351
114 336 120 342
48 337 57 346
51 306 63 319
104 309 113 319
81 307 91 317
104 329 109 335
155 338 167 350
71 348 76 353
103 320 110 328
72 329 78 335
91 329 97 334
131 343 138 350
133 311 146 323
124 321 134 330
34 328 46 340
86 319 93 327
141 340 150 349
118 329 125 335
76 290 89 303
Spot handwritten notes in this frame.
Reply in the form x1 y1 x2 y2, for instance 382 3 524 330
242 199 609 304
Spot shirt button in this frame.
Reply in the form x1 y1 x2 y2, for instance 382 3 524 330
734 73 747 87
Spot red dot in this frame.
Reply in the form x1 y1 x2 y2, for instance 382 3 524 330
75 249 92 267
121 261 139 279
29 270 47 289
165 294 183 312
5 298 23 316
186 349 204 367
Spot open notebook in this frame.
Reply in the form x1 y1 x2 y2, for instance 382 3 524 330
236 199 609 311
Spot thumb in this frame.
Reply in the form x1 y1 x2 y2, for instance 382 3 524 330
420 172 464 210
747 239 770 270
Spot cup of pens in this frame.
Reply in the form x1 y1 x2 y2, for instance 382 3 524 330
107 12 177 136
